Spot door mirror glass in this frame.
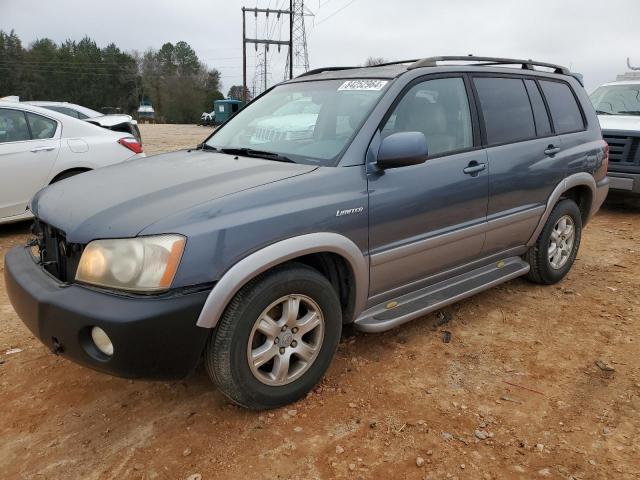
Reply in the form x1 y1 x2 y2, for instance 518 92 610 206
377 131 428 169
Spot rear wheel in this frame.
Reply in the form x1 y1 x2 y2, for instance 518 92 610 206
206 264 342 410
524 199 582 285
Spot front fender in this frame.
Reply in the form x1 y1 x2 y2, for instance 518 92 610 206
196 232 369 328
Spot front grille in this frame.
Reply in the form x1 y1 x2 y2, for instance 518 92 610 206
603 133 640 166
31 220 83 282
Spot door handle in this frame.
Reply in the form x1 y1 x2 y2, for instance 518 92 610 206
463 161 486 176
30 146 55 153
544 145 561 156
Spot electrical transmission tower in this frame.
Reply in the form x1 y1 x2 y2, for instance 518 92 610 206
285 0 312 78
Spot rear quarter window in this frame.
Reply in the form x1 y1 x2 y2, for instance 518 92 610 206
26 112 57 139
539 80 585 134
473 77 536 145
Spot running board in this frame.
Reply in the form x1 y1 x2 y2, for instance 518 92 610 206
353 257 530 333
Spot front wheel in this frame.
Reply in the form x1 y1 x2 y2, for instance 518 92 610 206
206 264 342 410
524 199 582 285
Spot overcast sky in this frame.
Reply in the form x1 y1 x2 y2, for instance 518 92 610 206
2 0 639 93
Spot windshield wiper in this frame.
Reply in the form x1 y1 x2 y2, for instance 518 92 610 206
199 143 220 151
618 110 640 116
595 110 613 115
219 147 296 163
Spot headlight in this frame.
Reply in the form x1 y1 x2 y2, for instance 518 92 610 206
76 235 186 292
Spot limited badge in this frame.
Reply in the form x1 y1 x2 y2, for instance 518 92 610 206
338 79 388 91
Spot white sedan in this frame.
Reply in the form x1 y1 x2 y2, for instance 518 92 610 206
0 101 145 225
25 100 142 143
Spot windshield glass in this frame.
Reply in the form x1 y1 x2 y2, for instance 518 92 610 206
590 84 640 115
205 79 390 166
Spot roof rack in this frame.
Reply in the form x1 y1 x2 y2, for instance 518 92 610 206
295 59 420 78
407 56 571 75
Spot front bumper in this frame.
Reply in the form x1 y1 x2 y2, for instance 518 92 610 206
4 246 211 379
607 172 640 195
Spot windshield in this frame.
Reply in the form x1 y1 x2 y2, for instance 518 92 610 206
205 79 390 166
590 84 640 116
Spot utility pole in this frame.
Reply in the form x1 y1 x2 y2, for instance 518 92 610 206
264 44 268 92
289 0 294 80
242 6 293 102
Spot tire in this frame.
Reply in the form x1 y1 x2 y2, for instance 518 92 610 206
524 198 582 285
206 263 342 410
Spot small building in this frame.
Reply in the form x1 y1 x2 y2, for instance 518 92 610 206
213 99 244 124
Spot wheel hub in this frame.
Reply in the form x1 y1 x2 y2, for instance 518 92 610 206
279 331 294 347
247 294 325 386
548 214 576 270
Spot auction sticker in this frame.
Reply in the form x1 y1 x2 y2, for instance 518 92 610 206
338 80 388 91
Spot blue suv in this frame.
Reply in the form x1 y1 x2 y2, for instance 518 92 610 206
5 56 609 409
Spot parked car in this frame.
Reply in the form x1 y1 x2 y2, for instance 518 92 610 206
5 56 608 410
25 101 142 143
0 101 144 224
590 80 640 198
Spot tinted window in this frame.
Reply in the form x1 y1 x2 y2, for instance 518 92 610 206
474 77 536 144
539 80 584 134
0 109 30 143
524 80 552 136
382 77 473 156
26 112 57 139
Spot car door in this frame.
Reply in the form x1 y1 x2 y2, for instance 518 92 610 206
0 108 60 219
472 76 566 255
368 75 489 298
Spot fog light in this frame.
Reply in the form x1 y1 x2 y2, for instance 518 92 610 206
91 326 114 356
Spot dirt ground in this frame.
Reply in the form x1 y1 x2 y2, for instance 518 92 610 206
0 124 638 480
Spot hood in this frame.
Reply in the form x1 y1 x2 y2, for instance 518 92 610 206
598 114 640 133
31 150 316 243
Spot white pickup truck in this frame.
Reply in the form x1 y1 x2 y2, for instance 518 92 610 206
591 80 640 198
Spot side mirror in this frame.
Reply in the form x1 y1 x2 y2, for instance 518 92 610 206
376 132 428 169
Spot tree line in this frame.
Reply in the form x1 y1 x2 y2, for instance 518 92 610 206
0 30 247 123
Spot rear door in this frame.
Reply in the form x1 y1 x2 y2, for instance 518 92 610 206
472 75 565 255
0 108 60 218
368 75 488 298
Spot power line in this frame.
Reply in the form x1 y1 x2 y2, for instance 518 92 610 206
314 0 357 26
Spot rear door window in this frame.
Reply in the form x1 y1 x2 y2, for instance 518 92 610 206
26 112 57 139
539 80 585 134
0 108 31 143
473 77 536 145
524 80 552 137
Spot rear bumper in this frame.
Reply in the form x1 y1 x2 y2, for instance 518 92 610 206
4 246 211 379
589 177 610 220
607 172 640 195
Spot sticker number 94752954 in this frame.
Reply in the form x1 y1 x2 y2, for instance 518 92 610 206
338 80 388 91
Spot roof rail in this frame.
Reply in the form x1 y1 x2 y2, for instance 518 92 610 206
295 59 420 79
296 66 360 78
407 56 571 75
